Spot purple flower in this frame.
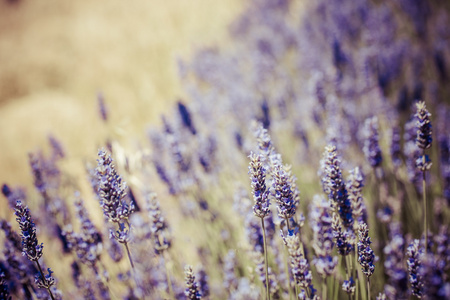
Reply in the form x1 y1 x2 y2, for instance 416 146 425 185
14 201 43 262
309 195 337 277
248 152 270 218
273 164 297 220
383 222 409 299
406 239 423 298
96 149 135 223
357 222 375 277
415 101 432 150
281 231 312 289
346 167 367 225
363 116 383 168
321 145 353 228
184 265 201 300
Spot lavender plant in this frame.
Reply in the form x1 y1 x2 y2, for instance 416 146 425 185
1 0 450 299
14 201 56 300
415 101 433 253
96 148 135 269
248 152 271 300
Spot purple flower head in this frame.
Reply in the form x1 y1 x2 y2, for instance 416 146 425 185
178 101 196 135
196 267 209 298
342 277 355 295
281 230 312 289
346 167 367 225
357 222 375 277
35 268 55 289
96 149 135 223
390 126 402 169
322 145 353 228
332 213 354 256
223 249 238 291
406 239 424 298
146 192 171 254
48 135 65 160
309 195 337 277
363 116 383 168
248 152 270 218
97 92 108 122
273 164 297 220
383 222 409 299
415 101 432 150
14 201 43 262
184 265 202 300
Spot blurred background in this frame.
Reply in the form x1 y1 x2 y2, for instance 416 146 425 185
0 0 241 187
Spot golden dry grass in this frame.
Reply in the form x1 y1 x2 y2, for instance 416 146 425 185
0 0 242 189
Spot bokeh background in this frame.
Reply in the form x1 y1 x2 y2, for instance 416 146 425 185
0 0 241 187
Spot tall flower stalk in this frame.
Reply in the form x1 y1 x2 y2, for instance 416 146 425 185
357 222 375 300
96 149 135 269
14 201 56 300
249 152 271 300
415 101 432 253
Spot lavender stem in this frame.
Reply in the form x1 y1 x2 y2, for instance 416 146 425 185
36 260 55 300
261 218 270 300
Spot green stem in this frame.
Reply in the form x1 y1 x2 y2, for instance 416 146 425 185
333 273 339 300
322 276 327 300
261 218 271 300
285 218 299 298
124 241 135 269
422 154 428 254
163 252 174 299
367 278 371 300
35 260 55 300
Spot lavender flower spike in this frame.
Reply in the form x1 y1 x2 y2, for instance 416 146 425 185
184 265 202 300
322 145 353 228
14 201 56 300
415 101 432 150
14 201 43 262
249 152 270 218
96 149 135 223
363 116 383 168
357 222 375 277
406 239 424 298
281 231 313 291
273 164 297 220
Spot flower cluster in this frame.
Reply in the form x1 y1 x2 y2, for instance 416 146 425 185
322 145 353 228
248 152 270 218
415 101 433 150
357 222 375 277
96 149 135 223
184 265 202 300
272 164 297 220
363 116 383 168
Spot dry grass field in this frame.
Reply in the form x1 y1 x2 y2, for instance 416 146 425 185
0 0 242 188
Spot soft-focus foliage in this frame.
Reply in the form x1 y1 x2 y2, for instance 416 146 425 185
1 0 450 299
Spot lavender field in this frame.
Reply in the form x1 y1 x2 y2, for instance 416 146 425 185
1 0 450 299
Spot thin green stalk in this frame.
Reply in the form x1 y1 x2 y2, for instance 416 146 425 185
285 247 293 300
333 273 339 300
124 220 135 269
261 218 271 300
422 154 428 254
355 278 359 300
163 252 174 299
322 276 327 300
124 241 135 269
367 278 371 300
35 260 55 300
285 218 299 298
